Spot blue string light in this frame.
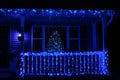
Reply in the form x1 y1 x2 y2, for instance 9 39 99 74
31 56 33 73
60 53 62 74
22 55 25 76
20 53 24 77
20 51 109 77
44 54 45 75
40 56 41 75
87 52 90 74
52 54 54 74
91 54 93 74
0 9 114 17
64 54 66 75
27 56 29 74
68 54 70 75
36 55 38 74
48 54 50 75
95 54 98 74
80 54 82 74
76 53 78 75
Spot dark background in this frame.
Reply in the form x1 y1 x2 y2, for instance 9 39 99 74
0 27 10 68
107 16 120 75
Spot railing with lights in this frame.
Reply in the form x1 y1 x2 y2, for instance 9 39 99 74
20 51 109 77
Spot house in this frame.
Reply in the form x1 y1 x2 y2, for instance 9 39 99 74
0 9 115 78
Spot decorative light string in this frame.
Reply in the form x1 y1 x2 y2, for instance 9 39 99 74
27 56 29 74
36 55 38 74
68 54 70 75
64 54 66 75
44 54 46 75
60 53 62 75
80 53 82 74
31 55 33 73
95 54 97 74
91 54 93 74
87 52 90 74
40 55 41 75
48 54 50 75
0 9 114 17
52 53 54 75
20 51 109 77
20 53 24 77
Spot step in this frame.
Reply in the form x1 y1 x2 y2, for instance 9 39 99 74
0 73 11 78
0 68 9 72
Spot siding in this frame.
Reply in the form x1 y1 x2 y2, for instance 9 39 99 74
10 26 31 53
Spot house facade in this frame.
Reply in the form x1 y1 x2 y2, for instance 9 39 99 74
0 9 114 77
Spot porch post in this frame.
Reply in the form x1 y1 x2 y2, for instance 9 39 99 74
42 26 45 51
66 26 70 51
92 22 97 51
78 26 80 52
31 26 33 51
101 16 107 51
20 15 25 52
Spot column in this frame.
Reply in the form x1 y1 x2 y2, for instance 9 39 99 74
31 26 33 51
20 15 25 52
42 26 45 51
78 26 80 52
101 17 106 51
92 22 97 51
66 26 70 51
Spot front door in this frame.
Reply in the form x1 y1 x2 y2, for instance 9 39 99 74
0 26 10 68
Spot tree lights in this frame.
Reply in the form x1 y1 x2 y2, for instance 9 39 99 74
20 51 109 77
47 30 64 53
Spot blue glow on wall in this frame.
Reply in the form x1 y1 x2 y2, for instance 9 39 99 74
18 33 22 37
20 51 109 77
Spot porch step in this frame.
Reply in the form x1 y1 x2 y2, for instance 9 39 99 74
0 73 11 78
0 68 11 78
0 68 9 72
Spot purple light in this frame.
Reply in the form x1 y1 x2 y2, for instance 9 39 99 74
18 33 22 37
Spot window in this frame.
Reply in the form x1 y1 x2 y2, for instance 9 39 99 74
33 40 42 51
80 26 88 51
70 40 78 52
33 27 42 38
70 27 78 38
96 22 102 51
31 25 99 52
32 26 42 51
45 26 66 51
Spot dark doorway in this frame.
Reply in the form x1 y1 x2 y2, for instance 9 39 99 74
0 26 10 68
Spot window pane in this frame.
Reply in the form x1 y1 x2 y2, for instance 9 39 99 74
87 26 93 51
70 40 78 52
33 40 42 51
80 26 88 51
45 26 66 51
97 22 102 50
33 27 42 38
70 27 78 38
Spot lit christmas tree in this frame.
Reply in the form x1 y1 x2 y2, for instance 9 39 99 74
47 30 64 53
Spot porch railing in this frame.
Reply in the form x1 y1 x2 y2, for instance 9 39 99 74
20 51 109 77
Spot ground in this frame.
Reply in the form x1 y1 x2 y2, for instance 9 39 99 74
1 73 120 80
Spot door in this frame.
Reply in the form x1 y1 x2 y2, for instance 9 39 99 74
0 26 10 68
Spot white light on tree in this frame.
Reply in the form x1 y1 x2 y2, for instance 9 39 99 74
47 30 64 53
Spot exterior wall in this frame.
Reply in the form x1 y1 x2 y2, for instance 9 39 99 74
10 26 31 54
